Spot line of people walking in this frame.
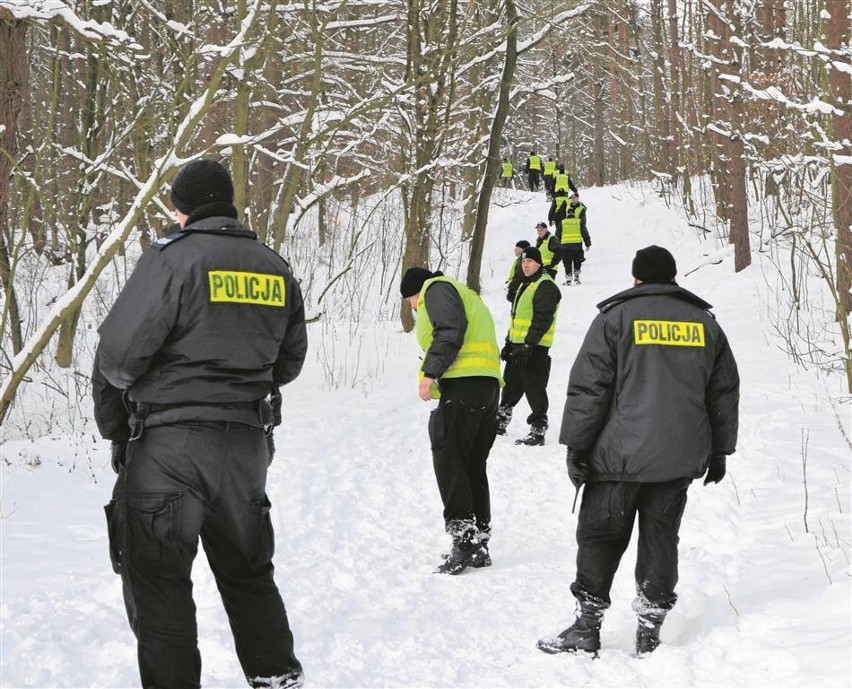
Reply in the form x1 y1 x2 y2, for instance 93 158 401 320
91 156 740 688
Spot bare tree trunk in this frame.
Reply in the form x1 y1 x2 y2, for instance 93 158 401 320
824 0 852 390
667 0 682 184
0 13 28 355
724 0 751 272
467 0 518 294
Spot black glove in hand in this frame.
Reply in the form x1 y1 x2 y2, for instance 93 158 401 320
500 342 512 362
110 440 128 474
513 344 533 366
566 448 589 489
704 453 726 485
266 433 276 467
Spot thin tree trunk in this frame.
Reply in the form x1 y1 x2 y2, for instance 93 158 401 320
466 0 518 294
0 13 28 355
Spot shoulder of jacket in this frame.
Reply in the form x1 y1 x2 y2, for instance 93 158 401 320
152 230 190 250
259 243 295 271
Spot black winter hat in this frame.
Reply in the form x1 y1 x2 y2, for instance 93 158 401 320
400 267 438 298
522 247 543 265
632 245 677 283
170 159 234 214
515 239 531 249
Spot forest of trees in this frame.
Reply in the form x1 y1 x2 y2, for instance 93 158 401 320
0 0 849 424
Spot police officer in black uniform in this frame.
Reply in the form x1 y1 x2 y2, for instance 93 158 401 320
93 159 308 689
537 246 739 658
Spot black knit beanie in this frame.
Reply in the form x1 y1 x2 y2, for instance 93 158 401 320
522 247 543 265
632 245 677 283
170 159 234 214
515 240 531 249
400 267 436 298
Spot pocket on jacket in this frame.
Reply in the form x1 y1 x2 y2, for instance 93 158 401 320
127 492 191 574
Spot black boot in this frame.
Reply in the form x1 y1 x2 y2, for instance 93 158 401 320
537 601 604 655
515 424 546 446
496 406 512 436
635 611 666 656
435 524 488 575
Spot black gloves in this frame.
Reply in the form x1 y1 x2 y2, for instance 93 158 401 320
704 453 726 485
513 344 533 366
566 448 589 489
500 341 512 362
110 440 128 474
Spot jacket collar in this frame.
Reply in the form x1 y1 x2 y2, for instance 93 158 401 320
597 282 713 313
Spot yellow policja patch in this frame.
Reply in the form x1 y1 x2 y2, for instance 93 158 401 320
633 320 705 347
208 271 286 306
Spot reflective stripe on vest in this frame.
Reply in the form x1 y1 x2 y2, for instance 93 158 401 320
509 273 558 347
560 204 585 244
415 276 503 397
529 155 542 171
554 172 570 192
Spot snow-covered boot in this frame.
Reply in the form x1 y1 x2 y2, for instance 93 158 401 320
573 270 581 285
515 424 546 446
473 525 492 568
495 406 512 435
435 522 488 575
537 600 605 655
247 668 305 688
635 611 666 656
564 273 574 286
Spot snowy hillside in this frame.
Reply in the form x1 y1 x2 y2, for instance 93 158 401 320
2 185 850 688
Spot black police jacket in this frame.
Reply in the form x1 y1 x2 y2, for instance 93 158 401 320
559 282 739 483
92 211 307 440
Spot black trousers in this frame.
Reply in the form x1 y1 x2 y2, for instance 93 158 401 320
527 169 541 191
105 423 301 689
570 479 691 611
429 376 499 533
561 244 585 274
499 345 551 427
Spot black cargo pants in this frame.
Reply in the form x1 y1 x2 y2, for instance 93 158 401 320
499 345 552 428
570 478 691 612
561 244 585 275
105 422 301 689
428 376 499 534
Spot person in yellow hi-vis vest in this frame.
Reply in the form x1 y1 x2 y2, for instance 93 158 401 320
500 158 514 188
553 163 578 196
535 221 562 277
506 239 531 302
496 246 562 446
400 267 503 575
543 157 558 199
558 192 592 285
525 150 543 192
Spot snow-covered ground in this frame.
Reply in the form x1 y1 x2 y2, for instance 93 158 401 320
2 185 850 688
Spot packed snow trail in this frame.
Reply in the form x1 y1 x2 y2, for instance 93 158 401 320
1 185 849 688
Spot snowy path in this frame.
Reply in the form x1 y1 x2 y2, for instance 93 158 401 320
1 187 849 688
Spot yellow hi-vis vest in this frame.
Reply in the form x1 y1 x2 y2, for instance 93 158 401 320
528 155 542 171
554 172 570 193
501 161 513 178
509 273 559 347
543 160 557 177
538 234 558 272
506 256 521 284
560 203 586 244
415 276 503 398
